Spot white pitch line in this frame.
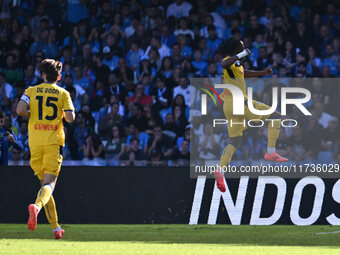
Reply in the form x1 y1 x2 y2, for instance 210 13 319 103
316 230 340 235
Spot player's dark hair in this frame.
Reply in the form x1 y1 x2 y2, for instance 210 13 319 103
40 59 63 82
218 37 242 56
0 110 4 119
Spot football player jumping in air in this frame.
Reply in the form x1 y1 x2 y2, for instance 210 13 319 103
214 38 288 192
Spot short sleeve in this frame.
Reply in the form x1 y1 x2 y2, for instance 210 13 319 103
63 91 75 111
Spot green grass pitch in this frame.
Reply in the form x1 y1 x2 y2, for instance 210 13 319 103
0 224 340 255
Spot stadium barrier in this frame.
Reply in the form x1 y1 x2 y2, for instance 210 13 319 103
1 166 339 225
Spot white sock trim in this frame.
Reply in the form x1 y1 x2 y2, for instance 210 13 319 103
267 147 275 154
33 204 41 213
53 226 61 233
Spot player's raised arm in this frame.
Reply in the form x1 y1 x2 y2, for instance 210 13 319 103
222 49 251 68
219 38 251 68
244 67 272 78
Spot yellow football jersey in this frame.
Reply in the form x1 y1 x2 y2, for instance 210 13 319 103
220 56 247 101
21 83 74 147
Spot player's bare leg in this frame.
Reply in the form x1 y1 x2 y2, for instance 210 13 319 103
28 174 57 231
216 136 242 192
264 113 288 162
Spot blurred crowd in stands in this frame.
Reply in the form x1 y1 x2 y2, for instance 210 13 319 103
0 0 339 166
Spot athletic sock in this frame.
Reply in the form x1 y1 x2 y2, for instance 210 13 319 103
267 147 275 154
268 119 281 151
32 204 40 213
52 226 61 233
219 144 237 167
43 196 59 229
35 184 53 209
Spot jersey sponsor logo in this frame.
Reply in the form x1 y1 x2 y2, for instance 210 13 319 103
34 123 58 131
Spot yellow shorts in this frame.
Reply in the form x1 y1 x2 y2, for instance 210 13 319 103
223 100 272 137
30 144 63 180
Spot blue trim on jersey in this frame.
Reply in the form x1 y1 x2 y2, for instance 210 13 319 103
39 184 53 196
45 204 52 219
39 187 44 196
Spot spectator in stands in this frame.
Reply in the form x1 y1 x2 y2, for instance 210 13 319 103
166 0 192 18
128 84 152 107
198 123 220 160
73 66 91 93
102 46 119 71
173 75 190 107
0 110 23 166
322 44 340 76
126 40 144 70
125 123 149 153
99 103 123 140
68 111 93 160
0 72 14 110
24 64 39 87
174 17 194 40
120 137 148 166
143 36 171 61
151 75 172 112
287 126 318 163
105 72 128 106
4 113 18 135
90 80 106 111
81 104 96 130
105 125 127 165
163 113 177 136
17 119 29 160
29 29 58 58
172 138 190 161
158 57 174 86
206 25 222 59
148 148 165 166
192 49 208 75
82 133 105 160
160 24 177 48
2 54 23 86
170 43 182 67
147 125 174 159
173 105 188 135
